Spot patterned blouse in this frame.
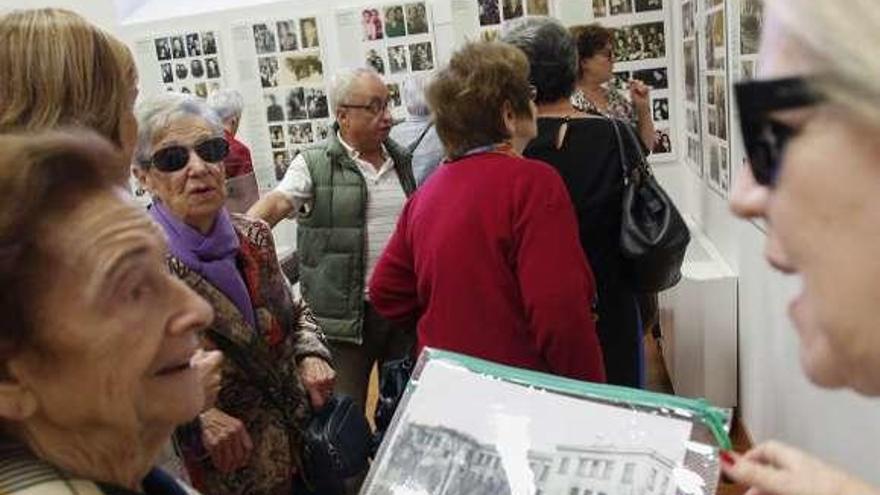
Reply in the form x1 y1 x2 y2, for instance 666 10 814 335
571 86 636 124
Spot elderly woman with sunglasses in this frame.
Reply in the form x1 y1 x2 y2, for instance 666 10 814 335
722 2 880 495
132 93 335 495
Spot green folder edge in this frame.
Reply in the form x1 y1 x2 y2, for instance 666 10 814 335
420 347 733 451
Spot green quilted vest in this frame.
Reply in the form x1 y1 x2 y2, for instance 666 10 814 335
297 128 416 344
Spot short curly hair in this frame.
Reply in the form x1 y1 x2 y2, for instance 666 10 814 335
426 42 532 159
502 16 578 103
571 23 614 61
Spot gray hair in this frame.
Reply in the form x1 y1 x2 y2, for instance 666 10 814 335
401 74 432 117
502 16 578 103
329 67 380 113
133 92 224 168
206 88 244 122
767 0 880 127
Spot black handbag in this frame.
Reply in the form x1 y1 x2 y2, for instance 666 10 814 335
609 118 690 292
371 354 414 456
302 394 372 494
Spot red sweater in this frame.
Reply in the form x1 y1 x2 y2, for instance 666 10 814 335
369 152 606 383
224 130 254 178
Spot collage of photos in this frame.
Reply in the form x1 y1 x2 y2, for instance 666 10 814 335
612 21 666 62
354 2 436 114
702 0 730 196
250 17 329 182
592 0 663 18
478 0 549 41
681 0 702 176
153 30 223 98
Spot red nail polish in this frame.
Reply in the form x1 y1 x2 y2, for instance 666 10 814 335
720 450 736 466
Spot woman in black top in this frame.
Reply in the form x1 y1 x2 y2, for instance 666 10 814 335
503 16 643 387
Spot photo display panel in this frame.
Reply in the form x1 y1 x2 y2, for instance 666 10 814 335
700 0 730 196
592 0 676 162
476 0 551 41
140 29 226 98
682 0 703 177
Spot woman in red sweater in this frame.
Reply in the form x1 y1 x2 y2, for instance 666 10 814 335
369 42 605 383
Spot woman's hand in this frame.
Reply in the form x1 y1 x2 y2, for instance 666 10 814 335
191 349 223 409
722 441 880 495
200 408 253 473
298 356 336 409
629 79 651 112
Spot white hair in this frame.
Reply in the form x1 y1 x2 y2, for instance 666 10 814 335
401 73 432 117
767 0 880 127
206 88 244 122
133 92 224 168
329 67 380 113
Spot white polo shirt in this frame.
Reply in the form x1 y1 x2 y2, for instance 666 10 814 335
274 133 408 294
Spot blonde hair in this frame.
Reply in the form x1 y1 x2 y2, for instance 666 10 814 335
0 8 136 147
767 0 880 127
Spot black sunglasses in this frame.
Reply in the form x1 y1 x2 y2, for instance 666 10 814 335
735 77 823 186
150 137 230 172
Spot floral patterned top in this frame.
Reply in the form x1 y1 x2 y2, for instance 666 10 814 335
571 86 636 124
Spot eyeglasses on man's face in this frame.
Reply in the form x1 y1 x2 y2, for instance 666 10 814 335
340 98 392 116
734 76 823 187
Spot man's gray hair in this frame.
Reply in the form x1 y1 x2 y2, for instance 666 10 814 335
401 74 432 117
133 92 224 168
206 88 244 122
329 67 380 112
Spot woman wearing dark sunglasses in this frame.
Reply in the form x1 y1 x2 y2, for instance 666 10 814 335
133 93 336 495
724 2 880 495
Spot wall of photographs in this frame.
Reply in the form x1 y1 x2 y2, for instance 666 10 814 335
476 0 550 41
681 0 702 177
701 0 730 197
138 30 226 98
334 1 437 119
592 0 676 162
245 16 331 185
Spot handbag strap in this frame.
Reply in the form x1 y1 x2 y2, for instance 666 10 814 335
407 122 434 154
607 117 651 184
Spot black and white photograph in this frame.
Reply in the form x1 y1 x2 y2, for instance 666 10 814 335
194 82 208 98
265 93 285 122
366 360 692 495
652 97 669 122
687 137 702 175
502 0 524 21
719 148 730 192
202 31 217 55
707 106 717 136
171 36 186 59
288 122 314 145
684 41 697 101
686 108 699 134
714 77 727 140
155 38 171 61
277 20 298 52
161 62 173 83
273 151 290 181
258 56 279 87
609 0 633 16
253 23 277 54
478 0 501 26
612 71 630 91
632 67 668 89
592 0 607 17
314 121 331 141
205 57 221 79
185 33 201 57
269 124 285 149
405 2 429 35
526 0 549 16
362 9 384 41
174 62 188 80
279 54 323 85
613 22 665 61
706 10 725 69
653 128 672 153
635 0 662 12
741 0 763 55
709 143 720 186
682 0 695 38
387 83 401 107
366 48 385 74
301 17 320 48
305 87 329 119
388 45 408 74
190 59 204 78
409 42 434 72
285 87 307 120
384 6 406 37
707 75 716 105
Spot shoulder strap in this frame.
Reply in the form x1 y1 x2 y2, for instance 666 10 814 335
407 122 434 154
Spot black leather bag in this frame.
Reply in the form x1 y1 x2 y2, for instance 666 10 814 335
371 355 414 455
302 394 372 494
610 119 690 292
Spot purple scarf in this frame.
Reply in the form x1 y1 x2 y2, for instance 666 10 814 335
149 202 257 329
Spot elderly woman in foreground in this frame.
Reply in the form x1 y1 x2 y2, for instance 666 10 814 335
369 42 605 383
132 93 335 495
722 1 880 494
0 130 214 494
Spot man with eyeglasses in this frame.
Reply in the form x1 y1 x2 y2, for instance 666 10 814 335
248 67 416 418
